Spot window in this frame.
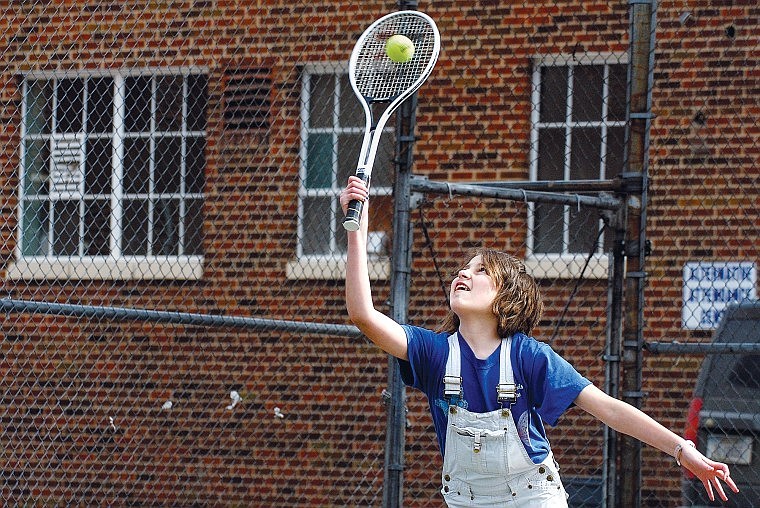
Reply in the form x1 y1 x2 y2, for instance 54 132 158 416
529 56 627 274
289 65 393 279
15 71 207 280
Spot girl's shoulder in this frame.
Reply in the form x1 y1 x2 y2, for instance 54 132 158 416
401 324 452 350
511 332 547 353
402 323 450 338
512 332 562 366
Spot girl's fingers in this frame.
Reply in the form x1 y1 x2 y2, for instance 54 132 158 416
703 479 715 501
340 190 367 206
711 463 739 495
339 179 370 214
710 474 727 502
720 470 739 494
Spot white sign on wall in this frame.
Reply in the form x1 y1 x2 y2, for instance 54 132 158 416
682 261 757 330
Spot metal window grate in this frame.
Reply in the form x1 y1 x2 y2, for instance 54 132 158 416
223 68 272 131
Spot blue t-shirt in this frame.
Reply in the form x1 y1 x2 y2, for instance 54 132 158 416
398 325 591 463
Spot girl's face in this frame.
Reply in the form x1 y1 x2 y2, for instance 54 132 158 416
449 255 498 317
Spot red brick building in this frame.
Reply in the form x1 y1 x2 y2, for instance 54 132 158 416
0 0 756 506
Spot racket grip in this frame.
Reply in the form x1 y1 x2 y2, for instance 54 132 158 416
342 199 364 231
343 169 369 232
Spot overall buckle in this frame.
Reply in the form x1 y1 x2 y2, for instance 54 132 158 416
496 382 518 406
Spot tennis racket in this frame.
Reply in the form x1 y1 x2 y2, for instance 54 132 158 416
342 10 440 231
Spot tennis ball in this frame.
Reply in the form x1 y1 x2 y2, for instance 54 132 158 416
386 34 415 63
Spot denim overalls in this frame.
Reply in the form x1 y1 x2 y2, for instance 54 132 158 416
440 334 569 507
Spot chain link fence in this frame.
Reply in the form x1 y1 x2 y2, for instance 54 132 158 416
0 0 756 506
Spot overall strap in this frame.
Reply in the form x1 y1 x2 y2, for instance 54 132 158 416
443 333 462 402
444 333 518 406
497 336 518 406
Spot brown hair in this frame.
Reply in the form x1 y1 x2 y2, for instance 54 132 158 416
438 248 544 338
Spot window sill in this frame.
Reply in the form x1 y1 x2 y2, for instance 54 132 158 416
286 256 390 281
525 254 610 280
284 256 604 281
5 256 204 281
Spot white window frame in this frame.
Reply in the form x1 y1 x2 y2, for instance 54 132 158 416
9 68 207 281
287 62 390 280
527 53 628 279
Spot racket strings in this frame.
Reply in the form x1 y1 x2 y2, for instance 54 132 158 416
353 14 438 101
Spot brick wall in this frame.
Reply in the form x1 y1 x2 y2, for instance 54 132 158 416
0 0 756 505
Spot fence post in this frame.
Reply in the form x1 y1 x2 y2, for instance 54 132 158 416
620 0 658 506
603 203 626 508
384 93 418 508
383 3 420 507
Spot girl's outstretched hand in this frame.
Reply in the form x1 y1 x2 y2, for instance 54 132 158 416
679 443 739 502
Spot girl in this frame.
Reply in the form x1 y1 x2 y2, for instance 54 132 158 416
341 176 738 506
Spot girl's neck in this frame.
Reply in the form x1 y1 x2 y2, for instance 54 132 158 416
458 319 501 360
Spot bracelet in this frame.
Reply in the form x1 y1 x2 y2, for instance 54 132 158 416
674 439 695 466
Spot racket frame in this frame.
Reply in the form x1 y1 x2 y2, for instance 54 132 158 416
342 10 440 231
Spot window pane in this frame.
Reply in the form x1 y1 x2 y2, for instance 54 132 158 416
367 193 393 243
372 133 394 188
570 127 602 180
539 66 567 123
569 205 600 254
572 66 604 122
309 74 334 128
335 193 393 257
56 78 84 134
187 74 208 131
186 137 206 194
25 80 52 135
87 77 114 134
125 76 151 133
156 75 183 132
603 126 623 250
84 199 110 256
122 199 148 255
154 198 179 255
155 137 181 194
537 128 565 180
603 224 615 254
306 133 332 188
24 139 50 196
52 200 80 256
606 126 626 179
124 137 150 194
608 64 628 121
338 74 363 127
22 200 49 256
302 196 331 255
533 203 563 254
334 200 347 254
85 138 112 195
337 132 361 185
184 198 204 255
339 131 394 188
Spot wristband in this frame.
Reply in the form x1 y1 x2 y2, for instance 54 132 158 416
674 439 695 466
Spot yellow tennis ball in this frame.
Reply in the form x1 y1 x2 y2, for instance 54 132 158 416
386 34 414 63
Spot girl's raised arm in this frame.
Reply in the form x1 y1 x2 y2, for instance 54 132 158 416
341 176 409 360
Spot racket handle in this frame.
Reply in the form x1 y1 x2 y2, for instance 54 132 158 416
343 169 370 232
342 199 364 231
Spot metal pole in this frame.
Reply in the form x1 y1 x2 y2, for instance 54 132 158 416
453 178 625 193
0 297 361 336
383 3 419 506
603 206 626 508
646 342 760 355
620 0 657 506
383 92 416 508
410 176 621 210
